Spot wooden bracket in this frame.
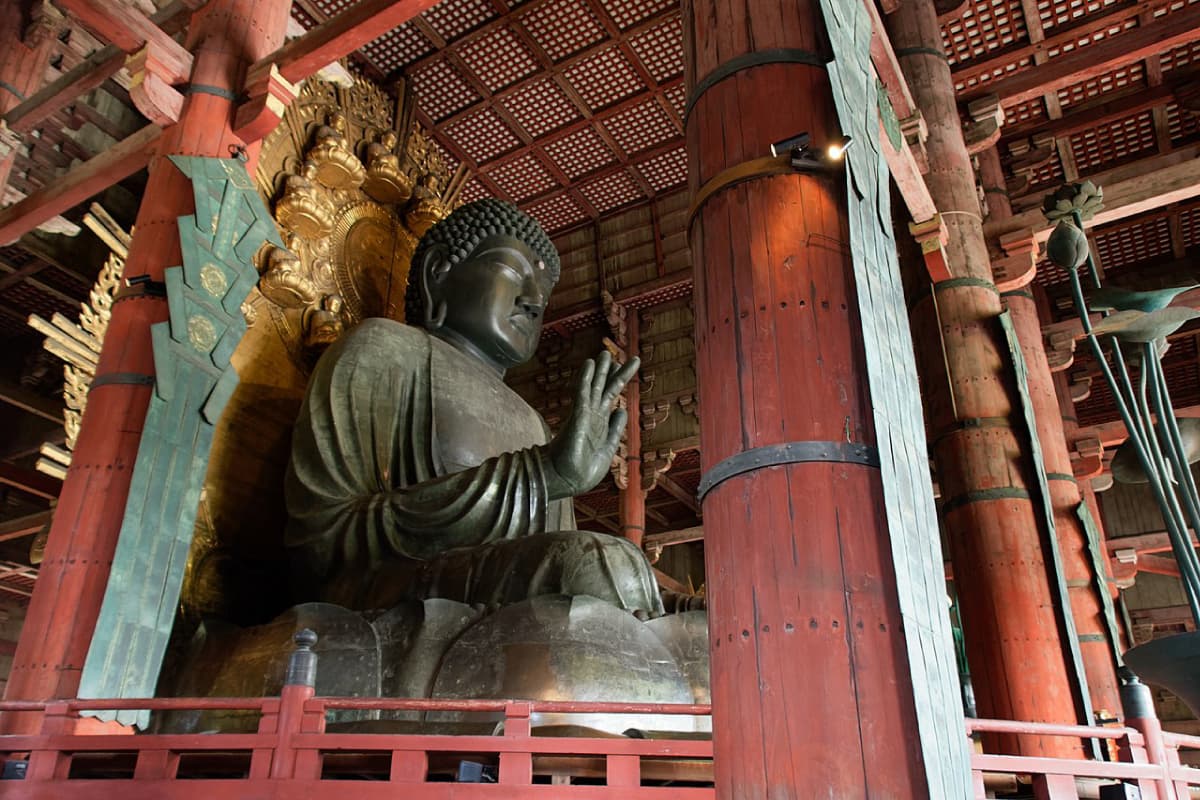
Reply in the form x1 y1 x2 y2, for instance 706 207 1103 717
900 113 929 174
964 95 1004 156
25 0 66 47
127 45 185 126
641 449 677 494
1067 369 1092 402
233 63 301 145
640 399 672 432
1071 436 1104 480
992 226 1037 292
910 214 952 282
1044 328 1077 372
0 121 23 161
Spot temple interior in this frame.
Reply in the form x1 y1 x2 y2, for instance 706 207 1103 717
0 0 1195 795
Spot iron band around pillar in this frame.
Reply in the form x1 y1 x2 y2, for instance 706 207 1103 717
1046 472 1077 483
685 49 827 122
687 155 801 231
934 276 999 294
941 486 1031 513
930 416 1014 445
90 372 156 391
1001 288 1035 300
894 46 950 61
697 441 880 502
184 83 239 101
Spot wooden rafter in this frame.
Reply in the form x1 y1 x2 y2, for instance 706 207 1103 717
262 0 446 85
965 3 1200 105
988 144 1200 242
952 0 1178 87
0 124 160 245
5 0 194 133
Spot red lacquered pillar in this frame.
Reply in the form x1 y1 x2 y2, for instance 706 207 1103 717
620 311 646 547
3 0 292 733
684 0 932 794
890 0 1082 757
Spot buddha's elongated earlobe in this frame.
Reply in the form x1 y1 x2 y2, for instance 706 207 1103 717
420 244 450 330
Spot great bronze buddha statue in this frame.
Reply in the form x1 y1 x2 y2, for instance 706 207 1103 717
170 200 705 729
284 198 665 617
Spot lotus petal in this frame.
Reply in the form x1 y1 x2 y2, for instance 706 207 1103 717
1090 308 1200 343
1087 285 1200 313
1111 418 1200 484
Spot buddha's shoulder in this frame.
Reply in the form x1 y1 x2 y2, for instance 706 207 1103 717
334 318 429 357
312 319 430 379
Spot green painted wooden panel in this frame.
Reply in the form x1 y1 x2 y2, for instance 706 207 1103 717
817 0 972 793
77 156 284 728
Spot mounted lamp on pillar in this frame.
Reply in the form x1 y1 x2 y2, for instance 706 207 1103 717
684 0 969 793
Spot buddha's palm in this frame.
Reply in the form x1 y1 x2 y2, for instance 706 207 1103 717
543 350 640 499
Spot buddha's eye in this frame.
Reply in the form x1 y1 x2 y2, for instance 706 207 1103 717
492 262 526 283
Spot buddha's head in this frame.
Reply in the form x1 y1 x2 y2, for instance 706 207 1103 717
407 199 560 373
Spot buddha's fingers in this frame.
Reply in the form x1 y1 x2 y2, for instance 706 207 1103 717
576 358 596 409
591 350 613 408
604 407 628 455
603 356 640 406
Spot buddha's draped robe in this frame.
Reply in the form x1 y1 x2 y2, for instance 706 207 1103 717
286 318 662 614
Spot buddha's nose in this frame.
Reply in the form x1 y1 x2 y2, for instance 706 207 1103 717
517 297 543 319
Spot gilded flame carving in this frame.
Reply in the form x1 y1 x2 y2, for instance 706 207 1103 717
253 74 461 368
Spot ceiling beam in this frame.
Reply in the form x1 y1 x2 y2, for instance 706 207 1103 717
262 0 444 85
952 0 1168 87
0 510 52 543
654 472 699 513
5 0 194 133
1107 529 1198 556
0 380 63 424
999 81 1178 145
0 123 159 246
0 462 60 501
56 0 193 84
963 2 1200 106
985 145 1200 243
643 525 703 551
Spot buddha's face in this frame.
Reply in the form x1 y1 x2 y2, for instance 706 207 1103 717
429 234 549 371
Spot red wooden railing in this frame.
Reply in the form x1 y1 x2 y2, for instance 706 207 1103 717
966 717 1200 799
3 694 1200 797
0 690 716 798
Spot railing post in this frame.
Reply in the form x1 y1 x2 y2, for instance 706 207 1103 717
1121 670 1176 800
499 701 532 785
24 702 72 781
1033 774 1080 799
270 629 319 781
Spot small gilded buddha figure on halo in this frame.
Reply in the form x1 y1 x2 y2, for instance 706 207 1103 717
285 198 669 619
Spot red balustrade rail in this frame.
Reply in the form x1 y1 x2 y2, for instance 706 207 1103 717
966 717 1200 799
0 690 716 799
4 693 1200 798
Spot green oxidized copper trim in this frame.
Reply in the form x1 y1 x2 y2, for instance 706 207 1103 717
77 155 285 729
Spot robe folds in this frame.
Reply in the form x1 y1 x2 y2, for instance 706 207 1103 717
285 318 663 614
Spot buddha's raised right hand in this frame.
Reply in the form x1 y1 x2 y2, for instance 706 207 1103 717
542 349 640 500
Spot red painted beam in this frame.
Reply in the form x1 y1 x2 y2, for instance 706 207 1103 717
0 463 60 501
265 0 444 85
55 0 192 83
0 124 160 245
5 0 195 133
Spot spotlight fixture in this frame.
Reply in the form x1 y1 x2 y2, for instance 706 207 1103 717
769 132 811 158
768 132 852 170
826 134 853 161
